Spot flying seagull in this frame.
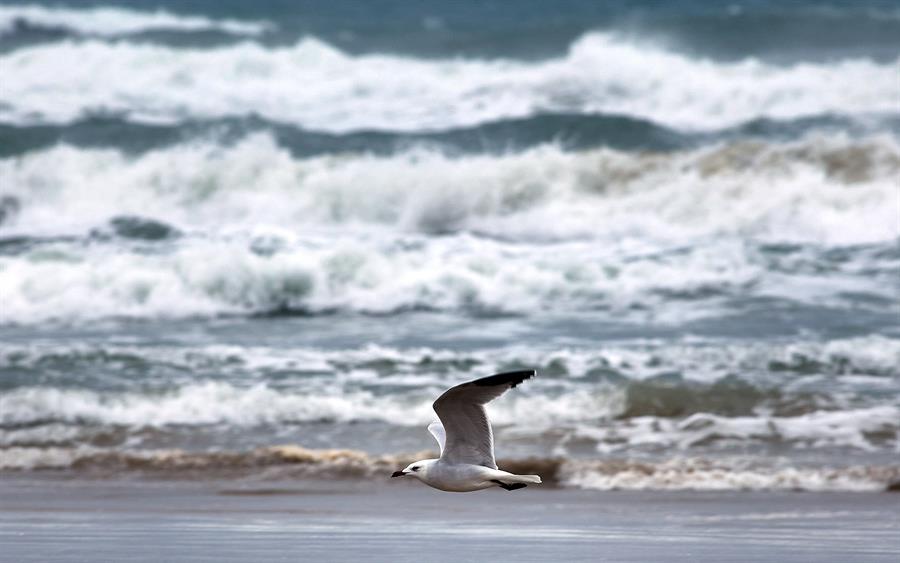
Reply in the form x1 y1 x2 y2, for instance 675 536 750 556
391 369 542 492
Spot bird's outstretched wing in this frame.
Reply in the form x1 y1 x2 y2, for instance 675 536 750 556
432 370 535 469
427 421 446 454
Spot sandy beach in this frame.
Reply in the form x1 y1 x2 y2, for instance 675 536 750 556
2 476 898 563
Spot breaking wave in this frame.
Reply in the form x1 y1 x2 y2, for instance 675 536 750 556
1 33 897 131
0 234 895 323
2 337 897 490
3 383 895 451
0 4 271 38
2 133 897 240
1 134 896 323
2 336 897 452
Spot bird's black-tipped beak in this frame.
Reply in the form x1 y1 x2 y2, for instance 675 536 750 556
391 470 406 478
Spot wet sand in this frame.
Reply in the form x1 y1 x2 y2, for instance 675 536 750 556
1 476 898 562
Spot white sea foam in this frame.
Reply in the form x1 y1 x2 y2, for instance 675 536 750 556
0 33 896 130
559 458 900 492
0 4 271 37
0 236 733 322
1 337 897 471
1 230 894 324
575 406 900 453
0 382 413 426
0 380 613 429
1 134 896 323
1 380 895 452
0 445 100 470
2 133 897 243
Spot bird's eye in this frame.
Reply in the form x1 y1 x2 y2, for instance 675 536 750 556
411 466 419 472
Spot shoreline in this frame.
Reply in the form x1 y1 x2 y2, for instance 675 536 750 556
4 445 899 493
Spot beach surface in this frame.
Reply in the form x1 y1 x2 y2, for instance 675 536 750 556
2 476 898 563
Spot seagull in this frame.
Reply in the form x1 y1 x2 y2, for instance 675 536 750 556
391 369 542 492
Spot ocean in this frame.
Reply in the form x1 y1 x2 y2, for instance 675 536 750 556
0 0 898 494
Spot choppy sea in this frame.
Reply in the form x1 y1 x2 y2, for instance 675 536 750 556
0 0 898 491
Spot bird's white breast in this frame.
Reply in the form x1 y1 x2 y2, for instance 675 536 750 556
422 462 499 492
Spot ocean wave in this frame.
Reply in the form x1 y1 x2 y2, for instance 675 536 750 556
0 233 895 323
1 337 897 465
4 335 897 383
0 380 613 428
0 33 896 131
3 336 898 417
0 133 896 323
0 4 271 38
578 406 900 453
1 444 897 492
1 380 896 453
2 133 897 243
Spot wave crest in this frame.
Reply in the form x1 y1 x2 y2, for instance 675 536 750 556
2 134 897 242
1 33 896 130
1 383 896 453
0 4 271 38
1 135 896 323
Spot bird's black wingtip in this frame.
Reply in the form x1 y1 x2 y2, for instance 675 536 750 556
472 369 536 388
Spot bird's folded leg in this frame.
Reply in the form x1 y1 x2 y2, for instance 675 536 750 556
491 480 527 491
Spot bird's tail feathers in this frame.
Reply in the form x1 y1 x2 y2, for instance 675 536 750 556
507 474 542 485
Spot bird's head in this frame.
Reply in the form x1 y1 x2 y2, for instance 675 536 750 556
391 459 437 481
